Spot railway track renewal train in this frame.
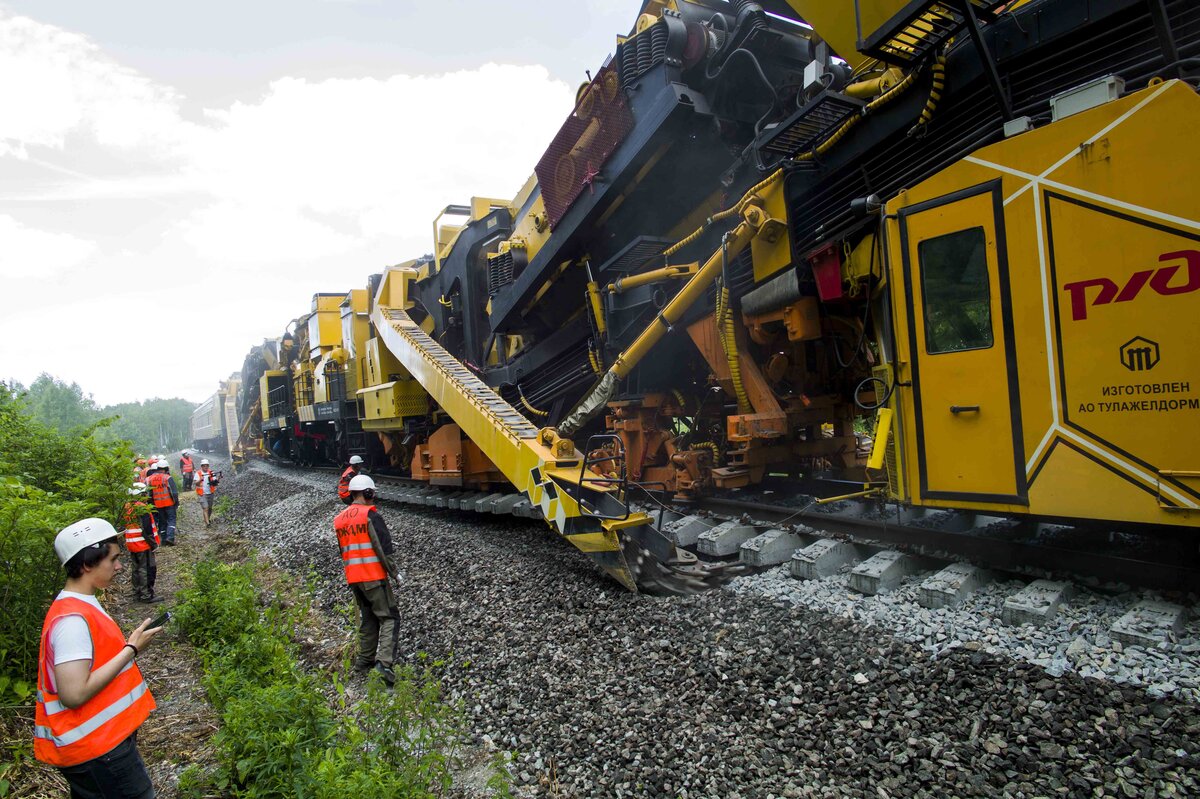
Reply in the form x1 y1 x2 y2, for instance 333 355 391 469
208 0 1200 591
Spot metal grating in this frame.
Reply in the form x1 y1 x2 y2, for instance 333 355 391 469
859 0 1004 65
534 63 634 230
596 236 671 277
790 0 1196 249
758 91 865 158
487 251 515 296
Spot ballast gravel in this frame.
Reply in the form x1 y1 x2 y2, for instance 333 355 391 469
224 463 1200 798
730 567 1200 705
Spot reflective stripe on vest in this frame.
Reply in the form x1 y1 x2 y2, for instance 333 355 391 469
181 457 194 474
148 474 172 508
195 471 216 495
34 598 155 767
122 503 159 552
332 504 386 584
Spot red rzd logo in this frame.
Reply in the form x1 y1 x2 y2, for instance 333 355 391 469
1062 250 1200 321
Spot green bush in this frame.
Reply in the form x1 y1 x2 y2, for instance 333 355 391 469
175 558 498 798
0 383 139 704
214 677 333 798
173 561 262 651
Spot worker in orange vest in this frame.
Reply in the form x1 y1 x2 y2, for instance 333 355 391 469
333 475 400 685
136 457 150 483
123 484 163 604
337 455 365 505
194 459 221 527
35 518 163 794
146 461 178 546
179 451 195 491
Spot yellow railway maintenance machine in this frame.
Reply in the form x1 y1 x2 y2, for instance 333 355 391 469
882 79 1200 527
217 0 1199 591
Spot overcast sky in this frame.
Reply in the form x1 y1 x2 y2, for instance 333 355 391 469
0 0 637 406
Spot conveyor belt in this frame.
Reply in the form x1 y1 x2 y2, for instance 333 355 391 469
373 303 651 590
382 309 541 441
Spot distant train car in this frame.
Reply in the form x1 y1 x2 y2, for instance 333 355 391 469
190 392 227 453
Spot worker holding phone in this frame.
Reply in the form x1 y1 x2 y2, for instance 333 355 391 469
34 518 166 798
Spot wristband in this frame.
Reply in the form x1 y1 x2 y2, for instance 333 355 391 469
123 642 139 658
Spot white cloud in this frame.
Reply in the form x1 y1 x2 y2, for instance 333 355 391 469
0 14 192 159
0 12 579 405
175 64 574 260
0 214 96 277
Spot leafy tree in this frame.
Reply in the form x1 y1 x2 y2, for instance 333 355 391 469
21 373 99 433
8 374 196 455
0 383 139 703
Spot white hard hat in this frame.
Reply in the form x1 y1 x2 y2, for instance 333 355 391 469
201 458 210 466
347 474 376 492
158 460 170 470
55 518 119 565
129 482 148 495
349 455 364 465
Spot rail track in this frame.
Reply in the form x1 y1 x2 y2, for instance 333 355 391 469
273 459 1199 598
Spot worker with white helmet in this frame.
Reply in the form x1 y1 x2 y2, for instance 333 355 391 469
332 474 400 685
179 450 195 491
194 459 221 527
34 518 163 794
337 454 366 505
146 460 179 546
123 484 163 604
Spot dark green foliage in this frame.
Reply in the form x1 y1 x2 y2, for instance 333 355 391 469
8 374 195 454
0 383 140 705
175 560 496 798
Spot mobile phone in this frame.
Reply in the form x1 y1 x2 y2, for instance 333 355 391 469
149 610 171 629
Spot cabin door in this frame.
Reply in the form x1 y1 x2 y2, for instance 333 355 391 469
898 180 1027 504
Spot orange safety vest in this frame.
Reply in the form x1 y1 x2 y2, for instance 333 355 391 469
194 469 218 495
337 467 357 500
147 473 172 508
121 502 160 553
180 455 194 474
34 597 156 767
138 467 150 483
333 504 386 584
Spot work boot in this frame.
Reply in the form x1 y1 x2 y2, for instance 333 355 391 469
144 592 165 604
373 662 396 687
352 658 374 673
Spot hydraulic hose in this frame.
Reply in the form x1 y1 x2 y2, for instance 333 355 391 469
716 283 750 414
691 440 722 467
791 63 921 163
662 168 783 261
558 217 759 438
909 53 947 137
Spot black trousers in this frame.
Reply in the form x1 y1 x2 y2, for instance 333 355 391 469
59 735 154 799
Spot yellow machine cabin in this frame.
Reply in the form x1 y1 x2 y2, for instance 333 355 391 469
883 79 1200 528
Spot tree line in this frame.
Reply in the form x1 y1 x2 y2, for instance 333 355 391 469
7 373 196 455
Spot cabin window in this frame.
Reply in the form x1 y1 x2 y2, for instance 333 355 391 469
918 226 993 354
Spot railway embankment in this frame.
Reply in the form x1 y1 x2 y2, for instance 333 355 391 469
221 461 1200 798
